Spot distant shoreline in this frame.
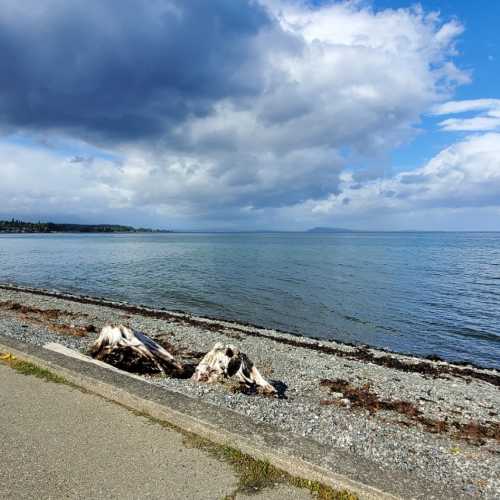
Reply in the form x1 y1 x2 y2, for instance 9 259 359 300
2 219 500 234
0 230 172 234
0 219 171 234
2 229 500 234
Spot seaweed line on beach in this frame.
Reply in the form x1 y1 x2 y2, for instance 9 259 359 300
1 283 499 389
320 378 500 445
0 300 97 338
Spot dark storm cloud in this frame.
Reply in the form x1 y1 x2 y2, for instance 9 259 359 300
0 0 271 140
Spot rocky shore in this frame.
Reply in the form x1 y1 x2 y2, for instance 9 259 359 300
0 284 498 499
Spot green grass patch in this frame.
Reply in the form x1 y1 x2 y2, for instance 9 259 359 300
11 360 67 383
0 352 68 384
162 421 357 499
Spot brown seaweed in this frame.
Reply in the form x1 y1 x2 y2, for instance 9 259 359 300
320 378 500 444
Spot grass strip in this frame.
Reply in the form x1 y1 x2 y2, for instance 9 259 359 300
0 352 68 384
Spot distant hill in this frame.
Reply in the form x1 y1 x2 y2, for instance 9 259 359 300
0 219 171 234
307 227 355 233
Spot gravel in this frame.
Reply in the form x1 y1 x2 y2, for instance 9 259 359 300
0 285 498 499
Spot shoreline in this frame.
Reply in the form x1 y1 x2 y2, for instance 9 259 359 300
0 284 498 498
1 282 498 374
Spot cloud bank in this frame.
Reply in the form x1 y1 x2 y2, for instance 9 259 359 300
2 0 495 229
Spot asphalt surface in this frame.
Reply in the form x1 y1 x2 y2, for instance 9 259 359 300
0 364 310 499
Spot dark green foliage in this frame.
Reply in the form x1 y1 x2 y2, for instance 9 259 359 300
0 219 170 233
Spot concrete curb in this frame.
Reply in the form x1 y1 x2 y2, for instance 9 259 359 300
0 335 447 500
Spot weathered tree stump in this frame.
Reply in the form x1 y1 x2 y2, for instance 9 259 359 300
192 342 277 395
89 325 184 375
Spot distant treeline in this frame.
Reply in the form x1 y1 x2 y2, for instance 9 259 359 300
0 219 170 234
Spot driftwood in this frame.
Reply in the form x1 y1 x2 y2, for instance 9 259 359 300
89 326 277 395
192 342 277 395
89 325 184 375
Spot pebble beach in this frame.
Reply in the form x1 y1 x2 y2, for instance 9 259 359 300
0 284 498 499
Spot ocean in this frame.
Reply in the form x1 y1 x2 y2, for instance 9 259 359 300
1 231 499 369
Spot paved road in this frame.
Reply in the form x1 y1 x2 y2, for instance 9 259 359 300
0 364 309 499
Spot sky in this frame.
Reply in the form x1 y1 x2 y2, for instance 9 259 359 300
1 0 499 231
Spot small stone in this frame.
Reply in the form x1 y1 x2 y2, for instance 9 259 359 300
330 391 344 399
463 484 479 496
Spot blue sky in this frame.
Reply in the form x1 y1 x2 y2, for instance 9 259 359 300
1 0 499 230
378 0 500 170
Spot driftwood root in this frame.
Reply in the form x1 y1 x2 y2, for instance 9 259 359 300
192 342 277 395
89 325 184 375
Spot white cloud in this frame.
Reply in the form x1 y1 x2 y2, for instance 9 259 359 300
0 143 132 215
311 132 500 217
432 99 500 131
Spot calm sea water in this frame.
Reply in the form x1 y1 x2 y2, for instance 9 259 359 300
0 232 499 369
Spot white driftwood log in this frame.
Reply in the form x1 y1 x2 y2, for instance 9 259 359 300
192 342 277 395
44 342 146 381
89 325 183 374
